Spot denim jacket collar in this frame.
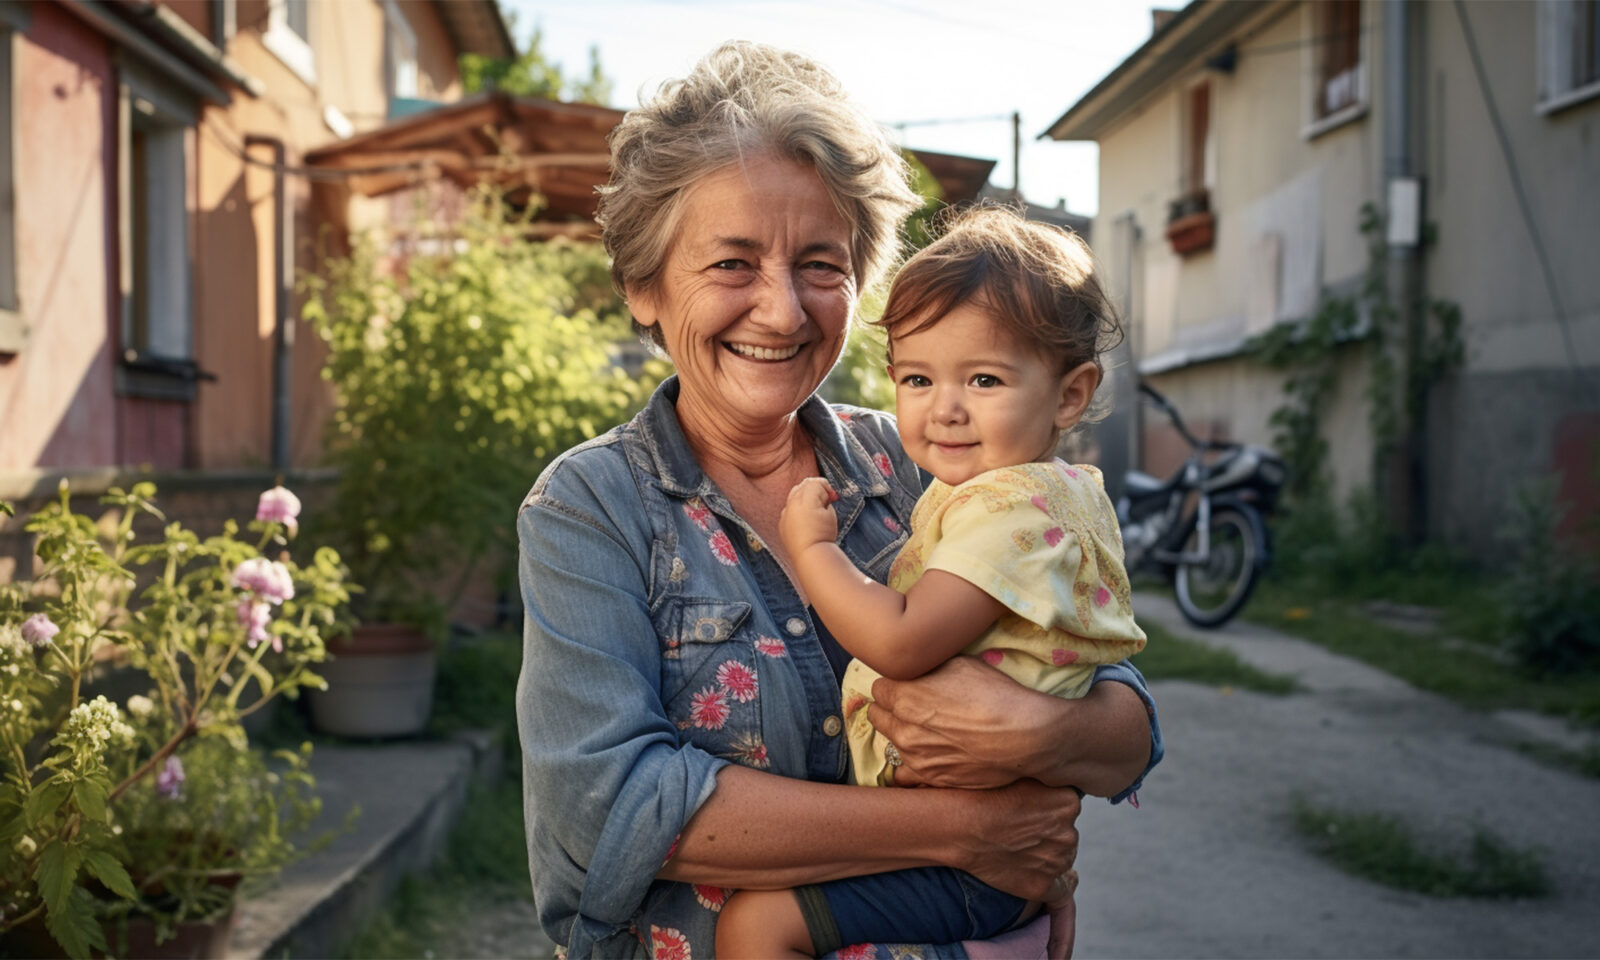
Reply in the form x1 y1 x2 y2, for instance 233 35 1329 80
636 376 893 503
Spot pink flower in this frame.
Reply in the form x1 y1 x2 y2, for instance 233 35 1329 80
715 661 758 702
255 485 301 534
883 516 901 533
1095 586 1112 608
682 498 712 532
1052 648 1080 666
693 885 729 911
661 834 681 867
231 558 294 605
1030 494 1051 514
649 926 690 960
237 600 280 653
707 531 738 566
837 943 877 960
1043 526 1064 547
872 453 893 477
981 650 1005 666
754 636 787 658
156 756 184 799
20 613 58 649
688 687 729 729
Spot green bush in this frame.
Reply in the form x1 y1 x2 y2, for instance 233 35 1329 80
1499 482 1600 675
302 191 668 626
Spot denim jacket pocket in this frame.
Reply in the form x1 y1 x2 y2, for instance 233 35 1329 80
652 598 753 704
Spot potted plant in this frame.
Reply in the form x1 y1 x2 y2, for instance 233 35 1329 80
300 190 665 736
0 481 352 958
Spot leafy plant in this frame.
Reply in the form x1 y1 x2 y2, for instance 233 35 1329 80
1498 480 1600 675
460 23 612 105
0 483 352 957
302 189 667 629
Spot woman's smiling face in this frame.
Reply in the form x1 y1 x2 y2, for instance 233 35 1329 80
628 154 857 435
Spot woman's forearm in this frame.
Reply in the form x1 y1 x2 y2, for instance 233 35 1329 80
1018 679 1151 796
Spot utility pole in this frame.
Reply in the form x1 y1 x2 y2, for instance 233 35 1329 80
1012 110 1022 198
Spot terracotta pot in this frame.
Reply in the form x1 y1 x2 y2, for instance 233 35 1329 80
307 623 437 737
10 905 235 960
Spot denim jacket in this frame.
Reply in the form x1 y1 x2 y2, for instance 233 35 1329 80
516 377 1163 959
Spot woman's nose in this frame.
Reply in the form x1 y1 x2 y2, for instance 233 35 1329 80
749 271 806 334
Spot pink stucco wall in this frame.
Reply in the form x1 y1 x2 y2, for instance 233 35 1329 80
0 3 117 471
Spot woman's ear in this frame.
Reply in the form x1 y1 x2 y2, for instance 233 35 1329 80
1054 362 1101 431
625 284 660 330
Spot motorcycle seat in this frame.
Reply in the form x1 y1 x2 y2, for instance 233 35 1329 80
1124 469 1179 499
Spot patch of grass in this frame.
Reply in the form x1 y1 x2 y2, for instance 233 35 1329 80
338 779 531 958
1133 622 1300 694
1291 797 1549 899
1249 580 1600 727
1514 740 1600 780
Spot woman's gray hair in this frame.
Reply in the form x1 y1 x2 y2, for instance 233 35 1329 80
597 41 922 345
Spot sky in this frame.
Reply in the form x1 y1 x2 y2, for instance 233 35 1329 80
499 0 1166 218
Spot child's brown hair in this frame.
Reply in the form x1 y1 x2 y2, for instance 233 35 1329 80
875 205 1123 392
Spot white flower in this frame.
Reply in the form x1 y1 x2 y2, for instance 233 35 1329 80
14 835 35 857
20 613 58 649
231 558 295 605
126 694 154 717
255 485 302 534
58 696 131 752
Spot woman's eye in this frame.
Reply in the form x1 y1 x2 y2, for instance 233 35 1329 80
971 374 1002 388
712 259 746 270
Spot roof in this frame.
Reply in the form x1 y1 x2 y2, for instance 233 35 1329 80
433 0 516 61
307 96 1003 226
1041 0 1273 142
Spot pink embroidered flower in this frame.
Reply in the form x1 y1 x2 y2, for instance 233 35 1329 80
728 732 771 769
1052 648 1080 666
255 485 301 534
1043 526 1064 547
872 453 893 477
981 650 1004 666
837 412 853 422
682 498 712 532
754 636 787 658
156 755 185 799
237 600 281 653
715 660 758 702
661 834 681 867
231 558 294 605
883 516 901 533
743 742 769 768
649 925 690 960
694 885 729 911
1030 494 1050 514
20 613 58 649
688 687 730 729
837 943 877 960
707 531 738 566
1065 467 1080 479
1095 586 1112 607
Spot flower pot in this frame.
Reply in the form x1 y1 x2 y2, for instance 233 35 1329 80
308 623 437 737
9 904 235 960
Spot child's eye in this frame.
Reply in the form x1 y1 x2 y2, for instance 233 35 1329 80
971 374 1002 388
900 374 931 388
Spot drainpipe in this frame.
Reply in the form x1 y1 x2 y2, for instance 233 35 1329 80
1382 0 1425 543
245 136 292 473
1101 211 1142 503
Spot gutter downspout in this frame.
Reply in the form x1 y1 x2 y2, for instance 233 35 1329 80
1382 0 1425 543
245 136 292 473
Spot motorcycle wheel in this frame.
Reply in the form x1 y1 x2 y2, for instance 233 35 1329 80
1174 506 1261 628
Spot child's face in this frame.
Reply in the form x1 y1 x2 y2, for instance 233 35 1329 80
889 301 1098 487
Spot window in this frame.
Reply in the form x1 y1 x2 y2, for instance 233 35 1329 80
385 0 419 100
1313 0 1364 122
1182 80 1212 198
263 0 315 87
117 66 197 400
1539 0 1600 113
0 21 20 354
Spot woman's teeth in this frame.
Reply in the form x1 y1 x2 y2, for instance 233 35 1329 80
726 342 802 361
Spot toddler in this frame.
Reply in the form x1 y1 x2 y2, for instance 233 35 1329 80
715 206 1147 959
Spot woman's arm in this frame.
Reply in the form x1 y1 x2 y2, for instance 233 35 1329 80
659 764 1080 901
865 655 1156 797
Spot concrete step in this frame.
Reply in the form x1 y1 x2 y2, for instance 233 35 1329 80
226 730 503 959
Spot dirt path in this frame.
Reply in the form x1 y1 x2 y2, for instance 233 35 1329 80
1069 595 1600 958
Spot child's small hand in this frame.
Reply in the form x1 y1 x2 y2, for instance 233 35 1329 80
780 477 840 554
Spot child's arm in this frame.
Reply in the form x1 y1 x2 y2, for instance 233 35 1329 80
779 478 1005 680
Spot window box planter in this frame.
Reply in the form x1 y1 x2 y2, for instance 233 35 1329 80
1165 191 1215 256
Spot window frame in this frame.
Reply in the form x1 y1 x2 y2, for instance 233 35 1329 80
115 61 200 401
384 0 419 101
1537 0 1600 115
0 12 22 354
263 0 316 88
1301 0 1370 140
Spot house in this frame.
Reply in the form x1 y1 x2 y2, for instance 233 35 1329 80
0 0 512 553
1044 0 1600 554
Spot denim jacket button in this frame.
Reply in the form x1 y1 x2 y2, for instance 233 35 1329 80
785 617 807 636
822 715 843 737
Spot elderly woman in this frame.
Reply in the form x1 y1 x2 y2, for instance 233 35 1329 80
516 42 1161 959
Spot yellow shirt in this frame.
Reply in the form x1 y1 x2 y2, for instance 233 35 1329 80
843 460 1147 786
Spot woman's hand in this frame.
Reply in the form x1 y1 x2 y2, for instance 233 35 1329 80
868 655 1060 789
779 477 839 555
954 778 1081 902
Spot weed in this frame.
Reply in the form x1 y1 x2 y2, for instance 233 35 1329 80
1291 797 1548 898
1133 622 1299 694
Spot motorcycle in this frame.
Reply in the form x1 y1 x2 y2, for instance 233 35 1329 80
1118 382 1287 628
